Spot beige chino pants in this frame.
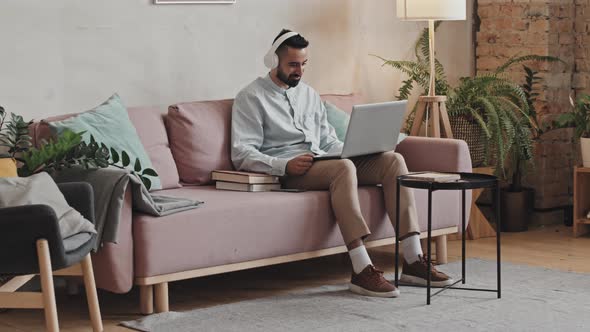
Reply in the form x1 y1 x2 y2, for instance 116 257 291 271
281 151 420 245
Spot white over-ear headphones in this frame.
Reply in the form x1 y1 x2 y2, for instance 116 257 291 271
264 31 300 69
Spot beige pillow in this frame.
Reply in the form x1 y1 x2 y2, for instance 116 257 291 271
0 172 96 239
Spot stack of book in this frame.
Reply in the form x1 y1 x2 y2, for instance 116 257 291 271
211 170 281 192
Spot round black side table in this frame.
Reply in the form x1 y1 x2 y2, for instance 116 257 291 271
394 172 501 305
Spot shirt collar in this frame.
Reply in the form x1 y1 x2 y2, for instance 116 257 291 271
262 73 301 98
262 73 288 94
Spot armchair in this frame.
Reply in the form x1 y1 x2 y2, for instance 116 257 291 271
0 182 103 332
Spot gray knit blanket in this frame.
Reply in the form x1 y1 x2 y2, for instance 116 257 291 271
52 167 203 250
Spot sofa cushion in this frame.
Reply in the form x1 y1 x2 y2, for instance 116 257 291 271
127 106 181 190
321 93 364 114
166 99 234 185
324 101 350 142
133 185 390 277
133 184 462 277
30 100 180 190
48 94 162 190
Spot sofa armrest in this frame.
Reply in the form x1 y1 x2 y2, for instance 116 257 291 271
91 186 134 293
395 136 472 173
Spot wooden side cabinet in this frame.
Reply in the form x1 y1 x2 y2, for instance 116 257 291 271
574 167 590 237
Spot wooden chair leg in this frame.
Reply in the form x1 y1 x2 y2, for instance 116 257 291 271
36 239 59 332
154 282 169 313
139 285 154 315
435 235 448 264
81 254 103 332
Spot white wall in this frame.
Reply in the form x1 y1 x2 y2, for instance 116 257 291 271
0 0 473 120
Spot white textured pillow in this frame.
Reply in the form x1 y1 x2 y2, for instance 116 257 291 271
0 172 96 239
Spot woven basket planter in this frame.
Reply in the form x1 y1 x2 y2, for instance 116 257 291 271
449 115 486 167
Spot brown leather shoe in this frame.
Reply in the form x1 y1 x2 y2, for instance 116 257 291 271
400 255 453 287
350 265 400 298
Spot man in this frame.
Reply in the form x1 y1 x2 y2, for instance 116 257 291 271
231 29 452 298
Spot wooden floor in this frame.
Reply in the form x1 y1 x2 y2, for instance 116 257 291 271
0 224 588 332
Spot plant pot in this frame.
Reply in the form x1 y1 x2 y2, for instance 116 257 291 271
449 115 486 167
0 158 17 177
581 137 590 167
500 187 535 232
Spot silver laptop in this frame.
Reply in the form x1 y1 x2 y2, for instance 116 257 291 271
314 100 407 160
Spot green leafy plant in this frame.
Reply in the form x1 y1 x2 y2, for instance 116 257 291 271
554 93 590 139
522 65 543 135
372 23 560 177
506 64 559 192
0 106 33 159
19 129 158 189
0 106 158 189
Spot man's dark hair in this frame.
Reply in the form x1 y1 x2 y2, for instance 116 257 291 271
272 29 309 54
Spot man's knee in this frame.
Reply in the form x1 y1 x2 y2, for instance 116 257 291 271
383 151 408 175
382 151 405 165
335 159 356 174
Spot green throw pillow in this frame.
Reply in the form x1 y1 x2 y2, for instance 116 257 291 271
324 100 407 144
49 94 161 190
324 101 350 142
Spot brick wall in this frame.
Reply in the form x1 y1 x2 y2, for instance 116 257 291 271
476 0 579 210
574 0 590 95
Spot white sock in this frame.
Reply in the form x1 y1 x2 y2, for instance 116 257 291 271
401 235 423 264
349 245 372 274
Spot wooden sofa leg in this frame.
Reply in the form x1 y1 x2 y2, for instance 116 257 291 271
139 285 154 315
37 239 59 332
81 255 103 332
154 282 169 313
435 235 448 264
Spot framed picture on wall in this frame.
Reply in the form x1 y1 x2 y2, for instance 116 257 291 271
154 0 235 3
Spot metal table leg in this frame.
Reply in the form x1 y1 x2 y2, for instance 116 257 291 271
427 186 432 305
496 181 501 298
462 189 466 284
395 181 400 288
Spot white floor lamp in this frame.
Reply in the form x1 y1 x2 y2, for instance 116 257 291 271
397 0 466 138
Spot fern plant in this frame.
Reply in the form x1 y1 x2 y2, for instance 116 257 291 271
373 22 561 177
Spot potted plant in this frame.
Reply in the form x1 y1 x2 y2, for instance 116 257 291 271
373 24 562 232
500 65 553 232
0 106 32 177
372 24 557 175
555 93 590 167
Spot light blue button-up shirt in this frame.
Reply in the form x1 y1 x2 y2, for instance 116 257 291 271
231 74 343 176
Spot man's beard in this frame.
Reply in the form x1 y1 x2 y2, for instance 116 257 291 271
277 69 301 88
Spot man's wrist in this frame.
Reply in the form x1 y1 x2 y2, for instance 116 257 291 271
270 158 289 176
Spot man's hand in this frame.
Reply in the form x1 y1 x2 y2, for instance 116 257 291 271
286 154 314 176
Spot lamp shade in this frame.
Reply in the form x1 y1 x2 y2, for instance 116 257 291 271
397 0 466 21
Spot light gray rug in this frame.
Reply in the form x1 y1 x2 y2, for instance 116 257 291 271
121 259 590 332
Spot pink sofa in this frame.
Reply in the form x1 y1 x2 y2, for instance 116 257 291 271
31 94 472 314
